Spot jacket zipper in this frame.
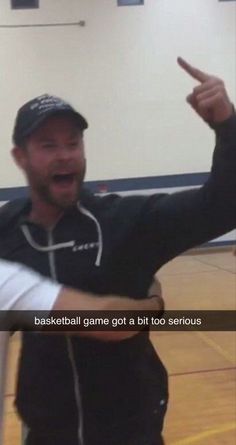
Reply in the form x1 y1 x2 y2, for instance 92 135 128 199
47 229 85 445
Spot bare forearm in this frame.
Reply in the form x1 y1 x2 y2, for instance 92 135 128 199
0 259 163 341
52 287 164 341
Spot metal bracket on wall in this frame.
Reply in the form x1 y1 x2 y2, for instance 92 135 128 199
0 20 86 29
117 0 144 5
11 0 39 9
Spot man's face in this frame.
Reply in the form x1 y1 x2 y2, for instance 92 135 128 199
13 115 86 209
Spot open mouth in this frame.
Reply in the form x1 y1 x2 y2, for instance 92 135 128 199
52 173 76 186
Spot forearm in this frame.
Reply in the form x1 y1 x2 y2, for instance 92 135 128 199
54 287 163 312
0 259 163 340
52 287 163 341
210 113 236 206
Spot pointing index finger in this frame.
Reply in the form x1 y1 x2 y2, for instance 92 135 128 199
177 57 210 83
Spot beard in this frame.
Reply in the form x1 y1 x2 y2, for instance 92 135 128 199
26 163 86 210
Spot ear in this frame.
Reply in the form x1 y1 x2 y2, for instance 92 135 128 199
11 146 28 170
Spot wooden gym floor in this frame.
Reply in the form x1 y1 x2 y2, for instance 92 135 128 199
3 249 236 445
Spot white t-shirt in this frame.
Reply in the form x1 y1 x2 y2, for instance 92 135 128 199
0 259 61 445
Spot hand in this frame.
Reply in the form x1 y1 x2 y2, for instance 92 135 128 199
138 294 164 315
177 57 233 124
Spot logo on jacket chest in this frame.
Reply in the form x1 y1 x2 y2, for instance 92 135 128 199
72 241 99 252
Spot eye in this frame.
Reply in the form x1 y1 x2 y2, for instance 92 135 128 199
68 141 79 148
41 142 57 150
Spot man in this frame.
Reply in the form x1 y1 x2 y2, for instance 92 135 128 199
0 57 235 445
0 258 163 445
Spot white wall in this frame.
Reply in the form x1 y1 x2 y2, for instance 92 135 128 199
0 0 235 186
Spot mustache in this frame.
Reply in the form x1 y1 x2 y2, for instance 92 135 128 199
49 161 79 175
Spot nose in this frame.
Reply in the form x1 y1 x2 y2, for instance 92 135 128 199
56 145 73 161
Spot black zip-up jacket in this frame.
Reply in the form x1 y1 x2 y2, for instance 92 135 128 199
0 116 236 445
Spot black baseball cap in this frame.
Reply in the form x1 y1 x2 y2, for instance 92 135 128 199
12 94 88 145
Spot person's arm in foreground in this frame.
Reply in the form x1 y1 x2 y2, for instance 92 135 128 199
0 260 162 445
0 331 9 445
0 258 163 341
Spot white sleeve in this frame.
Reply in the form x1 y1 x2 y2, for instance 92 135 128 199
0 261 61 444
0 332 9 445
0 259 61 312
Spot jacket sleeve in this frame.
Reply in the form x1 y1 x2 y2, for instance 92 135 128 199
136 114 236 267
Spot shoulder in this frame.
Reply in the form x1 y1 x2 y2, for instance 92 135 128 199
80 187 165 221
0 198 30 232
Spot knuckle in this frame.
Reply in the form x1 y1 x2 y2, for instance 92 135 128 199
215 91 223 100
215 88 225 99
215 78 224 87
193 86 200 94
198 103 206 111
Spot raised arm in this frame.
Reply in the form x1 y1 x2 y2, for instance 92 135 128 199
130 59 236 269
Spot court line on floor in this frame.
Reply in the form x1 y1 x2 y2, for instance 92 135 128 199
159 270 217 277
169 366 236 377
194 257 236 275
170 421 236 444
196 331 236 365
